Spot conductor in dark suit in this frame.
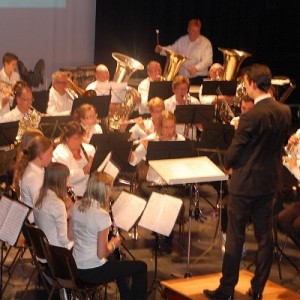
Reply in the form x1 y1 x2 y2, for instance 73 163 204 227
204 64 291 300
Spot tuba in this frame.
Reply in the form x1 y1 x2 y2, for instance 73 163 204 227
217 48 251 123
162 49 186 81
108 53 144 131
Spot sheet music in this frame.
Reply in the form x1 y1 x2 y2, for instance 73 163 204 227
104 160 119 180
97 151 112 172
138 192 182 237
149 156 228 185
0 196 12 229
0 196 30 246
112 191 147 231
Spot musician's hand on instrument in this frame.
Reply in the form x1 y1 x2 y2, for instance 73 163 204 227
111 235 121 248
1 97 10 108
64 197 74 218
140 138 149 149
155 45 163 53
188 67 198 76
133 92 141 104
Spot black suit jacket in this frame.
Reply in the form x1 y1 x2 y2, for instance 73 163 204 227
224 97 291 197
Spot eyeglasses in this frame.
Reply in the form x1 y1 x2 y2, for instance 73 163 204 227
20 96 34 102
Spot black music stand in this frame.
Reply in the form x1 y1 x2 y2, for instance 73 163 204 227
147 140 196 161
39 115 71 139
90 132 132 173
202 80 237 96
148 81 173 101
0 121 18 146
71 95 111 118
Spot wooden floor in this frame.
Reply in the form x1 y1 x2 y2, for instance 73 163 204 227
161 269 300 300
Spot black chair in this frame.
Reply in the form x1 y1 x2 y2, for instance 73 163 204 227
24 223 52 296
41 237 107 300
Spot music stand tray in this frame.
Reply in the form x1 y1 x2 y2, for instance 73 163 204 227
174 105 215 124
90 132 133 174
202 80 237 96
148 81 173 101
71 95 111 118
0 121 18 146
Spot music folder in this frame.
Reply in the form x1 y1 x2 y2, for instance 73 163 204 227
202 80 237 96
148 81 173 101
71 95 111 118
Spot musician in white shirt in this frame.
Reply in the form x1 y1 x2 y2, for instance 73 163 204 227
0 81 33 123
0 53 20 117
137 61 162 115
85 64 110 95
46 71 73 116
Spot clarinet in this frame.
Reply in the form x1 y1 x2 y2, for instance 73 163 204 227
67 186 77 203
108 200 122 260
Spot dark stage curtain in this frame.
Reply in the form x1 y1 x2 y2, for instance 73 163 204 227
95 0 300 104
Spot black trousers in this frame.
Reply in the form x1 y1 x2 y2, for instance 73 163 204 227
78 260 147 300
219 194 275 295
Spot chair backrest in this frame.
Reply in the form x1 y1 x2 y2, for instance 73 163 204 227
25 223 48 260
42 237 79 290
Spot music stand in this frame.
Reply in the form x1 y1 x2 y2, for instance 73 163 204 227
148 81 173 101
202 80 237 96
39 115 71 139
0 121 18 146
138 191 183 297
71 95 111 118
174 104 215 124
149 156 227 277
90 132 134 178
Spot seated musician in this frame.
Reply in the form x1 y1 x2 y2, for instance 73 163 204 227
198 63 235 105
125 97 164 141
137 61 163 115
72 103 103 143
33 162 73 249
46 71 73 116
52 121 95 197
164 75 200 140
0 52 20 117
85 64 110 95
129 110 185 198
0 81 34 123
230 95 254 129
12 135 53 224
71 171 148 300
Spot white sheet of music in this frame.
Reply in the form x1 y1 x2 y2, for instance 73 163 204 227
97 151 112 172
138 192 183 237
104 160 119 180
0 196 30 246
112 191 147 232
149 156 228 185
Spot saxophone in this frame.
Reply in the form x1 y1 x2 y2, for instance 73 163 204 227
14 107 41 145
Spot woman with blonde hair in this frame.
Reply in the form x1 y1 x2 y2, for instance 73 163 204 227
71 172 147 300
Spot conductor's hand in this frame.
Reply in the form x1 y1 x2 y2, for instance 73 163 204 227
188 67 198 76
83 155 93 174
155 45 163 53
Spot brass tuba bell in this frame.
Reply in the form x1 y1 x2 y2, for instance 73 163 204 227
218 48 251 81
162 49 186 81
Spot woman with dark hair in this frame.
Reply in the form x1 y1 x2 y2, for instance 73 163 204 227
52 120 95 197
34 162 73 249
71 172 147 300
13 135 53 213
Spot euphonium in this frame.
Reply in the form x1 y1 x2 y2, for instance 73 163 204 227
217 48 251 123
14 106 41 145
108 52 144 131
162 49 186 81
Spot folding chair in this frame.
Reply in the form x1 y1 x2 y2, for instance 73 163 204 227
42 237 107 300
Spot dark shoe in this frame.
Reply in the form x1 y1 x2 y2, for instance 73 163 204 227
203 288 234 299
247 288 262 300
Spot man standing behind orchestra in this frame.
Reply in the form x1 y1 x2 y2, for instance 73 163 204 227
137 61 162 115
0 52 20 117
203 63 291 300
155 19 212 85
46 71 73 116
